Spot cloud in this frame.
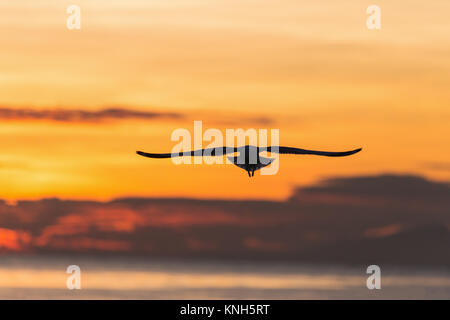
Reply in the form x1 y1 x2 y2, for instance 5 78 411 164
0 228 31 252
0 107 182 122
41 237 130 252
423 162 450 171
214 116 275 126
0 174 448 266
291 174 449 200
364 224 405 238
0 106 277 126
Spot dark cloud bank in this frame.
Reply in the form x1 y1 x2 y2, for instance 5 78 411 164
0 174 449 267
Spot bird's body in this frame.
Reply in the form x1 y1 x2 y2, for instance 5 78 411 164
136 145 361 177
225 145 273 176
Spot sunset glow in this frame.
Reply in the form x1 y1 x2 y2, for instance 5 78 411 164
0 0 448 202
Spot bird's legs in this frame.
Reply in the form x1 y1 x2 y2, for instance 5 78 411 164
247 171 251 177
251 170 255 177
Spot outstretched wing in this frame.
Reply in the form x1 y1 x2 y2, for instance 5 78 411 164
136 147 238 159
262 146 362 157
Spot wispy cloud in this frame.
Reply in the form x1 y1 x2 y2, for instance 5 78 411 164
423 162 450 172
0 107 182 123
0 107 277 126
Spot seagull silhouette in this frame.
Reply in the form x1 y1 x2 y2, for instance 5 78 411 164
136 145 362 177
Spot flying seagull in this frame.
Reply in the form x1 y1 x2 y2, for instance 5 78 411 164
136 145 362 177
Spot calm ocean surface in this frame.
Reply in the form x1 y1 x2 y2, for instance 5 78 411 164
0 255 449 299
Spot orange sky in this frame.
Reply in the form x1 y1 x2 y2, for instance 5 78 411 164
0 0 449 201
